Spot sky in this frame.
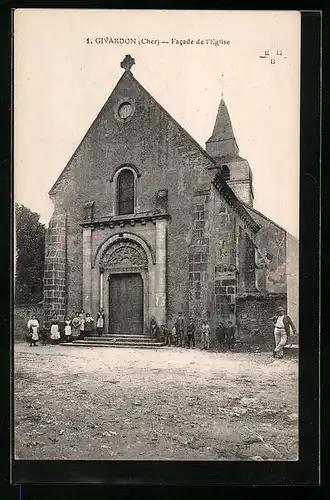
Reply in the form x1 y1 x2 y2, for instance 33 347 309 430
14 9 300 237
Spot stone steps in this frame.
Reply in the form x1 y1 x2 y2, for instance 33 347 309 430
61 340 165 349
60 333 165 349
88 334 157 341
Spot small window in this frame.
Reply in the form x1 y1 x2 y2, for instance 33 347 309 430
117 169 134 215
222 165 230 181
118 102 133 120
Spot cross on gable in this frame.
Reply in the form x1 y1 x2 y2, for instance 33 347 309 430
221 73 225 98
120 54 135 72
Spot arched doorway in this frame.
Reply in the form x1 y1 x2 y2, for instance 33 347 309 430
99 238 149 335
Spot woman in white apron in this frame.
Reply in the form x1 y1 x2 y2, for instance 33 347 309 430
50 317 61 345
27 315 39 347
64 317 72 342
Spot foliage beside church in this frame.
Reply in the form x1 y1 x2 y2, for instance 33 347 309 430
15 204 45 305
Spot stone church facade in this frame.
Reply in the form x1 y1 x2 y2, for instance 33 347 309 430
43 55 298 341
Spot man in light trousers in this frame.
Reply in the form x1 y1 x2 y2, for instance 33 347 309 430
271 306 297 359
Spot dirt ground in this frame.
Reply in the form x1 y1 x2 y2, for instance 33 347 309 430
14 342 299 461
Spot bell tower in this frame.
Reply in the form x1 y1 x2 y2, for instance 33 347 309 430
206 98 254 206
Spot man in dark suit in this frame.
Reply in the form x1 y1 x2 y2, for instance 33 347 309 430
216 321 226 349
224 321 236 350
271 306 297 359
186 317 196 348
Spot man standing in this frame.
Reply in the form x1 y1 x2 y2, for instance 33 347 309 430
175 312 185 347
186 317 195 349
216 321 226 349
225 321 236 351
271 306 297 359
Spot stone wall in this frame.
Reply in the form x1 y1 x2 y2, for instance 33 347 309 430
286 232 299 330
238 227 257 293
43 210 67 322
186 185 259 346
244 206 287 294
187 190 211 332
209 189 237 328
236 292 287 347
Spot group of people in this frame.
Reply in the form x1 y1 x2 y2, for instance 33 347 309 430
150 313 235 351
25 305 297 359
25 309 105 346
151 306 297 359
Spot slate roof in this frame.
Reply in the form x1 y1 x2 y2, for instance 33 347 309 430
205 98 239 158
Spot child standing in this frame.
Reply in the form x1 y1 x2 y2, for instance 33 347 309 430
96 309 104 337
84 313 94 337
201 320 210 350
79 310 86 339
175 312 185 347
64 317 72 342
27 315 39 347
160 324 170 346
171 325 177 347
50 316 61 345
41 319 50 346
150 317 158 339
71 312 81 340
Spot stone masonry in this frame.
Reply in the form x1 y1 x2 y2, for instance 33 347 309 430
43 210 67 322
43 55 295 345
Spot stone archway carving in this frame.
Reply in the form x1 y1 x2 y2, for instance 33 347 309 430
100 239 148 270
93 232 156 268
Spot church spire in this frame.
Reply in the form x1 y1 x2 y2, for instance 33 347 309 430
206 98 239 159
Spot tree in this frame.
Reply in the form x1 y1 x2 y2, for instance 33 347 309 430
15 203 46 305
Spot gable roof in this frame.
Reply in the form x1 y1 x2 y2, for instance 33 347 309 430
49 71 126 197
242 202 293 236
48 62 259 232
48 70 217 197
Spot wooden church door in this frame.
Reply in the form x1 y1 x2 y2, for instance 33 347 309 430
109 273 143 334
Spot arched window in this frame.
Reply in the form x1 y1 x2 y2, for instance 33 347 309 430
222 165 230 181
117 169 134 215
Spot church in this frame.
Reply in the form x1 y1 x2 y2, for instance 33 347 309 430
43 54 298 344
